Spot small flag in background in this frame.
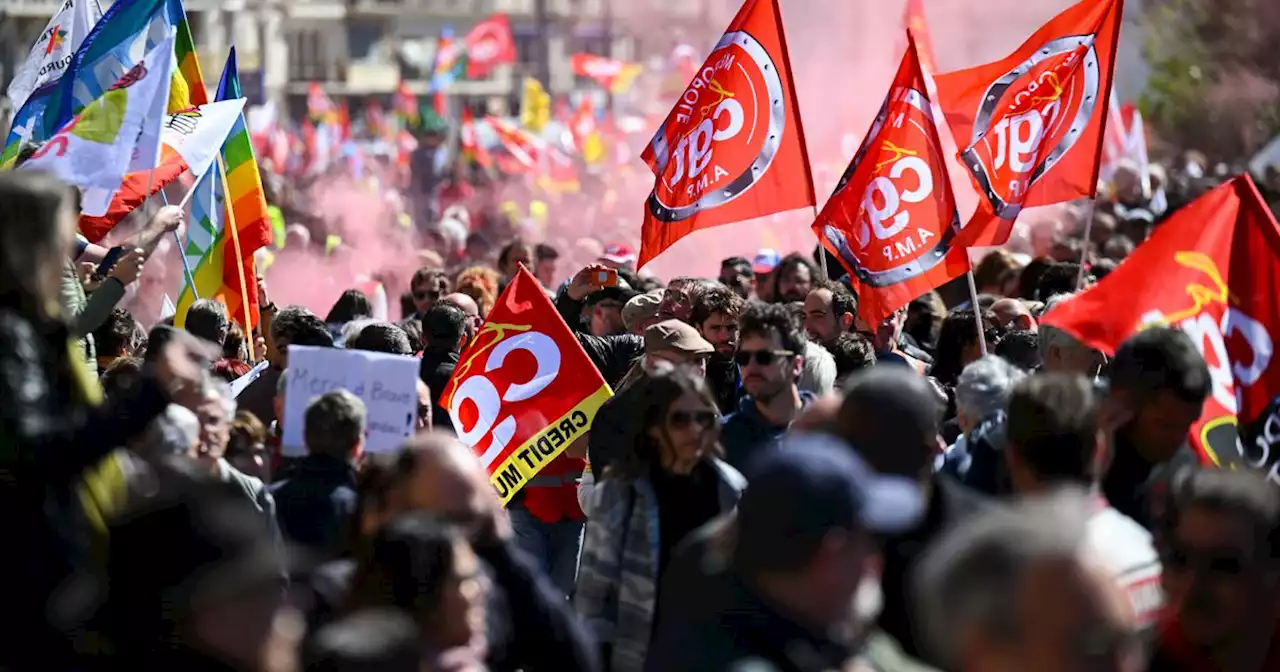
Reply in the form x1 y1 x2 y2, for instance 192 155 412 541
5 0 102 112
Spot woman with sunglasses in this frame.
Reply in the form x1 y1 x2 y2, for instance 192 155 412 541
576 364 747 672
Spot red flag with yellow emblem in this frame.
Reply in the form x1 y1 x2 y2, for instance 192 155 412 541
1040 176 1280 475
813 31 967 326
638 0 816 269
934 0 1123 248
442 266 613 504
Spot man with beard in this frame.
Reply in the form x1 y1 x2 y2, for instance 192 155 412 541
718 257 754 300
803 279 857 349
690 285 747 414
656 276 716 323
720 303 814 470
1148 468 1280 671
771 253 817 304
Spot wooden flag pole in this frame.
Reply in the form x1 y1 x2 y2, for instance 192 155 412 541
812 205 830 279
1075 198 1097 290
214 154 255 361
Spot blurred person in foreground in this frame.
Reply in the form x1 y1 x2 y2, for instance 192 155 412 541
342 433 600 672
0 172 213 667
914 490 1143 672
577 366 745 672
1148 468 1280 671
720 303 814 470
1005 374 1163 631
344 512 488 670
303 608 423 672
1102 327 1210 530
226 411 270 482
271 390 366 560
650 436 935 672
834 366 990 661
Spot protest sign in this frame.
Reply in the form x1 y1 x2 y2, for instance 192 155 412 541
282 345 419 456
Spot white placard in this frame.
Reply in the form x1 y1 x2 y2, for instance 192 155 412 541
282 345 419 456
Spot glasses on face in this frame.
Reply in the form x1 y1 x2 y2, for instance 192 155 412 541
413 289 441 302
668 410 718 430
1162 544 1255 577
734 349 796 367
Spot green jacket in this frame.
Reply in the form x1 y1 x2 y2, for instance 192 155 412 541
59 260 126 368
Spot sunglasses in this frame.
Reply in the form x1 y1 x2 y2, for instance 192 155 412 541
734 349 796 367
1161 545 1254 577
413 289 441 302
668 410 717 430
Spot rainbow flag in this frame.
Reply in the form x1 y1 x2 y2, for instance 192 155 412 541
175 47 271 332
170 0 208 111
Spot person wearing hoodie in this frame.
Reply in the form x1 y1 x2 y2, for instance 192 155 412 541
720 303 814 471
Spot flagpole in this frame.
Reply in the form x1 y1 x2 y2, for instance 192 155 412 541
812 204 830 280
965 268 988 356
148 162 200 300
215 154 256 361
1074 199 1096 290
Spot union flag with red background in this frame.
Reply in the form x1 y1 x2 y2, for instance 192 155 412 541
934 0 1123 248
638 0 815 269
902 0 938 74
1040 175 1280 478
814 31 967 326
464 12 516 78
442 266 613 504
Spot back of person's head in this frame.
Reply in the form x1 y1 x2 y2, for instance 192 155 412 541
305 389 368 460
346 512 467 629
185 298 230 347
955 355 1026 427
140 403 201 459
913 489 1094 670
271 306 333 348
421 303 466 353
994 329 1040 371
397 318 424 352
326 288 374 325
349 322 413 355
739 301 806 356
838 366 944 479
932 308 997 387
829 332 877 381
101 356 145 399
0 171 73 315
93 308 140 359
1110 326 1211 405
905 291 946 352
222 321 245 360
1036 262 1087 301
143 325 180 365
973 249 1021 292
303 608 423 672
1006 374 1099 487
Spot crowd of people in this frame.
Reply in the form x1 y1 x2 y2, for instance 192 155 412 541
3 129 1280 672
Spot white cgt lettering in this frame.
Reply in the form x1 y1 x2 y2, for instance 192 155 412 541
666 98 745 188
856 155 934 248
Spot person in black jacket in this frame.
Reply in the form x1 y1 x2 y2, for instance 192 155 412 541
0 172 214 668
554 264 644 387
420 302 468 433
271 389 365 559
834 366 991 665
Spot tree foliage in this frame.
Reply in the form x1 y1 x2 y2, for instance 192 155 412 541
1139 0 1280 161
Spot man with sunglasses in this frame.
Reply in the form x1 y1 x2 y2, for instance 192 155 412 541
408 268 450 319
1148 468 1280 671
720 304 814 471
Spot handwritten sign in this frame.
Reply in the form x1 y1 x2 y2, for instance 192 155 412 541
282 345 419 456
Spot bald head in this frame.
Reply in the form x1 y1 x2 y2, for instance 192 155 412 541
837 367 944 479
991 298 1036 333
441 292 479 319
397 432 492 533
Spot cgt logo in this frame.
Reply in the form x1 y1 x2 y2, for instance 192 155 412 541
646 30 784 222
962 35 1099 220
822 86 960 289
445 323 562 469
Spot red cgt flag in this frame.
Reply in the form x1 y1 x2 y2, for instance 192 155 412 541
465 12 516 79
1040 176 1280 475
935 0 1123 248
814 31 967 326
638 0 815 269
442 266 613 504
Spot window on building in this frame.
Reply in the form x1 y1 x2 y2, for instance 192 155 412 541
288 30 328 81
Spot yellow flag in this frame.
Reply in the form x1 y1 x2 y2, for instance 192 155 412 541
520 78 551 132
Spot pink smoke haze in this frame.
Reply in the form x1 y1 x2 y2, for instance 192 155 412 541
248 0 1090 321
